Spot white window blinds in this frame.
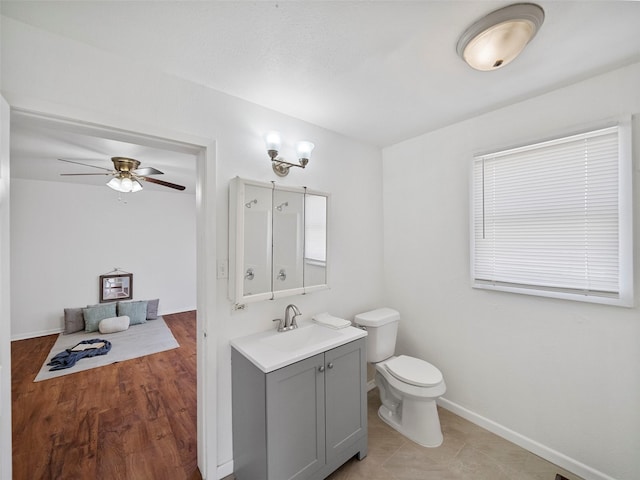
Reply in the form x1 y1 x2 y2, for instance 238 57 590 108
472 125 633 306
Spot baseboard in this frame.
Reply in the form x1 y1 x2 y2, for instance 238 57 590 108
11 327 62 341
217 460 233 479
10 311 193 342
437 397 618 480
367 379 376 392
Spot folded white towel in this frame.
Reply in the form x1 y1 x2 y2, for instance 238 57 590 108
312 312 351 329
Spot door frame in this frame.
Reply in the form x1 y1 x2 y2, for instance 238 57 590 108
0 95 12 480
0 100 217 478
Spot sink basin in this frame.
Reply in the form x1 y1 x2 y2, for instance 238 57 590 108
259 324 342 352
231 321 367 373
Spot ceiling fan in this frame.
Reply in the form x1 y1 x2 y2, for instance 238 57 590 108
59 157 186 192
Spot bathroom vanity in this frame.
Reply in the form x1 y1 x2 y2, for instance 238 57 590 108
231 324 367 480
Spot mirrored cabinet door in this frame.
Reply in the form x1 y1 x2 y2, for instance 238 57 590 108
229 178 274 305
242 183 273 298
272 187 305 297
303 192 328 292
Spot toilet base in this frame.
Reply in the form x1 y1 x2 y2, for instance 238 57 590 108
377 400 443 448
373 356 446 448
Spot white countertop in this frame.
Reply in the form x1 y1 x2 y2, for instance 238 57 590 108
230 321 367 373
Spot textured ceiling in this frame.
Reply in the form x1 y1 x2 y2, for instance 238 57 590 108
3 1 640 148
3 1 640 193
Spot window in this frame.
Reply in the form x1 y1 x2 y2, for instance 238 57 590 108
471 123 633 306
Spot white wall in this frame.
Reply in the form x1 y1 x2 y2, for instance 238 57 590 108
10 179 197 339
1 16 384 477
382 62 640 480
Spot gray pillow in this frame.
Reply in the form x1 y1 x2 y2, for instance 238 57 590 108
63 307 85 334
146 298 159 320
117 300 148 325
83 303 117 332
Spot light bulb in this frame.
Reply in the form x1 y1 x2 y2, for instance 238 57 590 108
264 131 281 151
296 141 315 160
120 177 133 192
463 20 535 71
106 177 122 191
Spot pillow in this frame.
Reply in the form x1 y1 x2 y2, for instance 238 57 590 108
63 307 85 334
146 298 159 320
83 303 117 332
117 300 148 325
99 315 130 334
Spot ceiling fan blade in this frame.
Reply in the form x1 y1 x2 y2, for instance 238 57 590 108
133 166 164 176
58 158 115 172
60 173 114 176
139 175 186 191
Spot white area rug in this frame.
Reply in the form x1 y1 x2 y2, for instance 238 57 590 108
34 317 179 382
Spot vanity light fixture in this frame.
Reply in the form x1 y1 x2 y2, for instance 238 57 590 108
264 130 315 177
456 3 544 71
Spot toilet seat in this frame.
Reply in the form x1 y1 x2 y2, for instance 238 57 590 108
385 355 443 387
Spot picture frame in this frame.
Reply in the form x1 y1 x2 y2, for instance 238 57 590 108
99 273 133 303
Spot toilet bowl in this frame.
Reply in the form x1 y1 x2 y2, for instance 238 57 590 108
354 308 446 447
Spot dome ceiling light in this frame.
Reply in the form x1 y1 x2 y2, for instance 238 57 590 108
456 3 545 71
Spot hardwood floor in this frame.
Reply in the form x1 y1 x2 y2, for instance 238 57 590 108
11 311 201 480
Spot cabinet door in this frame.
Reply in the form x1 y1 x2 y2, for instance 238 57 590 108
324 339 367 465
266 353 325 480
272 187 305 297
242 183 273 298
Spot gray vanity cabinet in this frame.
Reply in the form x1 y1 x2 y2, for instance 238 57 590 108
232 338 368 480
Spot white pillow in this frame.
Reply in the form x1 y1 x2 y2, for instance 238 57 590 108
99 315 130 334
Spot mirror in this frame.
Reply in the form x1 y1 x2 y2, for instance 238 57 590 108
303 193 327 291
229 177 329 307
242 183 272 299
272 187 305 297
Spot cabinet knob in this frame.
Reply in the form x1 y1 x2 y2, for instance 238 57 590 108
318 366 325 372
327 363 334 369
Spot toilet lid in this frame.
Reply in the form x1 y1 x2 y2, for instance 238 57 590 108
385 355 443 387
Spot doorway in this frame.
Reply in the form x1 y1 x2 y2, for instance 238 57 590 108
5 108 216 477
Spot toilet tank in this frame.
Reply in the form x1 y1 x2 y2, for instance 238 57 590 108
354 308 400 363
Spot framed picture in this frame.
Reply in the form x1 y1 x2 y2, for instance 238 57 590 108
99 273 133 303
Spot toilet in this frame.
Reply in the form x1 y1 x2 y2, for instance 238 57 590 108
355 307 446 447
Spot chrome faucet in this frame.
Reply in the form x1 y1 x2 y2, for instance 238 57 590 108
284 304 301 330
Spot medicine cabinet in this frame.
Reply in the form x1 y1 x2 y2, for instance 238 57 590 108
229 177 329 307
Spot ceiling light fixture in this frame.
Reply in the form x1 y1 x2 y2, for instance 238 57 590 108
456 3 544 71
106 173 143 193
264 131 315 177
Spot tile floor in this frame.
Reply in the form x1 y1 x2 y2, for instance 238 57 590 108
225 389 584 480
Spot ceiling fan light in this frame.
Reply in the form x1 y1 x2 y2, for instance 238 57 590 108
131 179 143 192
106 177 123 191
120 177 134 192
457 3 544 71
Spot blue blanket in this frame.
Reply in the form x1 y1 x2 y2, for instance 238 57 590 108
47 338 112 371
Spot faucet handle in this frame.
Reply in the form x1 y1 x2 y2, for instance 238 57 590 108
272 318 285 332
